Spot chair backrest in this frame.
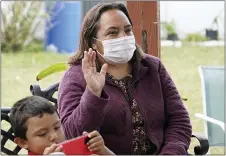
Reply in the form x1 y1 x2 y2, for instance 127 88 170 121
1 83 59 155
1 108 22 155
30 82 59 108
199 66 224 146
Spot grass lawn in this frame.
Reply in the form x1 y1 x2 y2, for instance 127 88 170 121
161 46 224 154
1 46 224 154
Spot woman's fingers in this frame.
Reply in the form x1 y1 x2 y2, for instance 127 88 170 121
100 63 108 76
88 48 92 67
91 51 96 73
91 50 96 67
82 49 96 73
82 51 89 71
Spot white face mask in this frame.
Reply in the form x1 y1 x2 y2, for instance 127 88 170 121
94 35 136 64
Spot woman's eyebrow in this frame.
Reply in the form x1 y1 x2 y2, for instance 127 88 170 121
52 120 61 126
124 25 132 28
106 26 119 31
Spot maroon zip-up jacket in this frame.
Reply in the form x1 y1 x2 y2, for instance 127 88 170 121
58 54 192 155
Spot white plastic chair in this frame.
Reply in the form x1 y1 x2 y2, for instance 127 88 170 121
195 66 225 147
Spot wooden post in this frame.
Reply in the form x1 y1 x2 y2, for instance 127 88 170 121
126 1 160 58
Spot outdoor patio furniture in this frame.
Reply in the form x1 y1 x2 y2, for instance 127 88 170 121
195 66 224 148
1 82 209 155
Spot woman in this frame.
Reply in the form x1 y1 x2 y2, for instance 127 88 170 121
58 3 192 155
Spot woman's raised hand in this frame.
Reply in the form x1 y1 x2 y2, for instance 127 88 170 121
82 48 108 97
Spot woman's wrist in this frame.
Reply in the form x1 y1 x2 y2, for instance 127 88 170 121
87 86 102 97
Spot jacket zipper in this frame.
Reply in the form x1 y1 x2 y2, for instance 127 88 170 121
106 80 133 154
106 75 158 154
130 82 160 154
136 98 159 154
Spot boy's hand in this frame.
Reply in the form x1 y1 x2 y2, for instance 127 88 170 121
43 143 64 155
86 130 106 154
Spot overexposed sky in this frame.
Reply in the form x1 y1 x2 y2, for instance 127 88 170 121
160 1 224 39
2 1 224 40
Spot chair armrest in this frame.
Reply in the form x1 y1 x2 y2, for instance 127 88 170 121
1 107 11 114
191 132 209 155
195 113 225 131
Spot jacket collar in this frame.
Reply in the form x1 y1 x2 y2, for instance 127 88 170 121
105 55 148 85
132 56 148 82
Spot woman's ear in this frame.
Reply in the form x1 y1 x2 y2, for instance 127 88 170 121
91 38 104 54
14 137 29 149
91 38 97 50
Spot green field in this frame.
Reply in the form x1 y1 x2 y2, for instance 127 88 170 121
1 46 224 154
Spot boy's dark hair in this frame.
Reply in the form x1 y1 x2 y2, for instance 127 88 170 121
9 96 57 139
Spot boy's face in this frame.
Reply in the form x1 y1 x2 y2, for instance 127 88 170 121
14 112 65 155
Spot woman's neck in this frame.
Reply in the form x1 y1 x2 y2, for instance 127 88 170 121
107 63 132 80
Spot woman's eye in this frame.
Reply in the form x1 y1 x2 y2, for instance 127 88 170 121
125 29 132 34
108 31 117 35
55 126 60 130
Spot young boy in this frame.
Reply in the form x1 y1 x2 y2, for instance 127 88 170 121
9 96 114 155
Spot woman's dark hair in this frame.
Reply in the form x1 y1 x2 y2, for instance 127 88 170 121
68 2 144 67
